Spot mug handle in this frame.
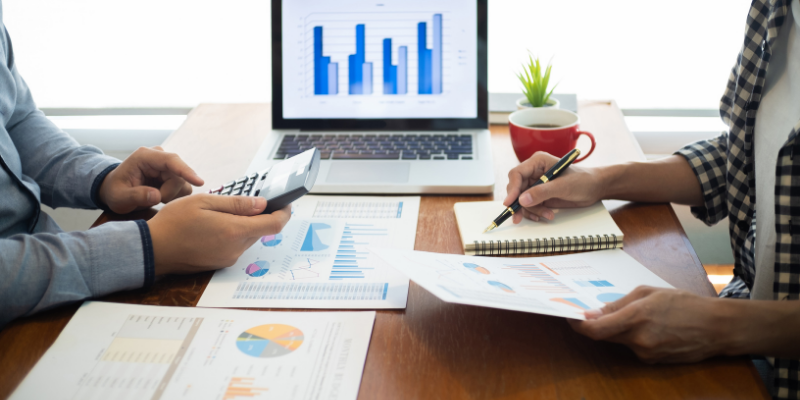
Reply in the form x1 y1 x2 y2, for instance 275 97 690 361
574 131 596 163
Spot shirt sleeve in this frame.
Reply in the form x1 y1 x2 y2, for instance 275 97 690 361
0 220 155 329
674 132 729 226
2 26 119 210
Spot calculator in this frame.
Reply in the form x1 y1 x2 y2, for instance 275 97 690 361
208 148 321 214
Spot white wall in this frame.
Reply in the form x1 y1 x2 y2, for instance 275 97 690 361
4 0 750 109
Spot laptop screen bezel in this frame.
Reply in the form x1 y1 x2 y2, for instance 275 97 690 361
271 0 488 131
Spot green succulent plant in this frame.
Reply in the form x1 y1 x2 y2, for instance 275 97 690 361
517 55 557 107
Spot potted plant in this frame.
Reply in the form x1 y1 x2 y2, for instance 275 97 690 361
516 55 559 110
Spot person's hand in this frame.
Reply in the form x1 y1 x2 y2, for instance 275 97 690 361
147 194 292 275
98 146 204 214
567 286 730 363
504 152 607 224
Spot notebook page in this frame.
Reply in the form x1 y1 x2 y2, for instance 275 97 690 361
455 201 623 245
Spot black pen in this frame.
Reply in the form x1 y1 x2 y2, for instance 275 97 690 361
484 148 581 233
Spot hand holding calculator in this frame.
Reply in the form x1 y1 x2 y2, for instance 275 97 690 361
208 148 321 214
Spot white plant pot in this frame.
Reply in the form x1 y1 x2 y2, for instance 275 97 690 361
516 97 560 110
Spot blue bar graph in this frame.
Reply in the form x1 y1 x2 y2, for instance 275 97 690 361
383 40 408 95
348 24 373 95
327 63 338 95
330 224 387 280
313 27 336 95
418 14 442 95
313 14 441 96
574 280 615 288
383 39 396 94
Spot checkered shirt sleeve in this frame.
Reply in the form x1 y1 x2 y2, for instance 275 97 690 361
674 133 730 226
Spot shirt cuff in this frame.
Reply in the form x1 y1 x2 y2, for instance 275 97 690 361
85 220 155 297
134 220 156 288
674 140 728 226
90 163 120 211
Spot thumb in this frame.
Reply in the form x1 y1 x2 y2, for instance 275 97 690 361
201 195 267 216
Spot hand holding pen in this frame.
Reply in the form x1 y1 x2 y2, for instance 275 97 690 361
486 149 581 232
501 150 608 226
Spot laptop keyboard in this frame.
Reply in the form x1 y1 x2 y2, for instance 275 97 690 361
273 134 473 160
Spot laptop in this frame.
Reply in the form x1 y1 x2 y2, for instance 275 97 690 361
245 0 493 194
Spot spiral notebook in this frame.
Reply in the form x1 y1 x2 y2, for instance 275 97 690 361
454 201 624 256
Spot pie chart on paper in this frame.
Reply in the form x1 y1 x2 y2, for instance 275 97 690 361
261 234 283 247
236 324 304 358
245 260 269 277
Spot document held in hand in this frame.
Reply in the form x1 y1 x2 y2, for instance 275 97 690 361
371 248 672 320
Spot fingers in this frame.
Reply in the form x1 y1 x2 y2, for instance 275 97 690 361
519 177 569 208
570 301 642 340
159 177 188 203
178 181 193 198
586 286 657 319
504 169 524 206
504 152 558 206
200 194 267 216
135 147 204 187
571 287 661 340
523 206 554 221
111 186 161 213
236 205 292 238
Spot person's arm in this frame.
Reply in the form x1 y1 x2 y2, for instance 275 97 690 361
504 133 728 225
567 287 800 362
0 196 291 329
598 155 704 205
2 25 118 210
0 221 151 328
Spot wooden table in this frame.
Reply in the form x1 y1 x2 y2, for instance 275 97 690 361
0 101 769 399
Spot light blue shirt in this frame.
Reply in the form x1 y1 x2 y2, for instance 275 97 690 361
0 2 153 328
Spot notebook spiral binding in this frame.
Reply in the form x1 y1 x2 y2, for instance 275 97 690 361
470 234 620 256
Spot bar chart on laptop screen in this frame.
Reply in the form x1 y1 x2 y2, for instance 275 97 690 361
281 0 478 119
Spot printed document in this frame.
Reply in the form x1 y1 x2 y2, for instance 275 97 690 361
197 196 420 309
10 302 375 400
371 248 673 320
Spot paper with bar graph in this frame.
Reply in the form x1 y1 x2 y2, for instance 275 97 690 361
370 248 673 320
197 196 420 309
10 302 375 400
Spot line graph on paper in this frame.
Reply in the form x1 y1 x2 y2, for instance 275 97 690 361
502 264 576 294
289 258 322 280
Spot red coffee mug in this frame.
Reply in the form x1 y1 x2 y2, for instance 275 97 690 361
508 108 596 163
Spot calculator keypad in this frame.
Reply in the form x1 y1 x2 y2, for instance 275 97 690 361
209 171 266 197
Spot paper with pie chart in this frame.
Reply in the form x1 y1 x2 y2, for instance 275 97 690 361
197 196 420 309
371 248 673 320
10 302 375 400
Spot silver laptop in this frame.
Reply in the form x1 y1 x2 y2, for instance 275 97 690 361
247 0 493 194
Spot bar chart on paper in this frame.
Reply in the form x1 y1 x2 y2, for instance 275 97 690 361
197 196 420 309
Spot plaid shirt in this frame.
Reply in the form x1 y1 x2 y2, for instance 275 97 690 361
675 0 799 397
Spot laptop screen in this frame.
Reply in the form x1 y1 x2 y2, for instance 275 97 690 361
279 0 480 122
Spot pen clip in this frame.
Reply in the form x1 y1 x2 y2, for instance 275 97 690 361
551 149 581 176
